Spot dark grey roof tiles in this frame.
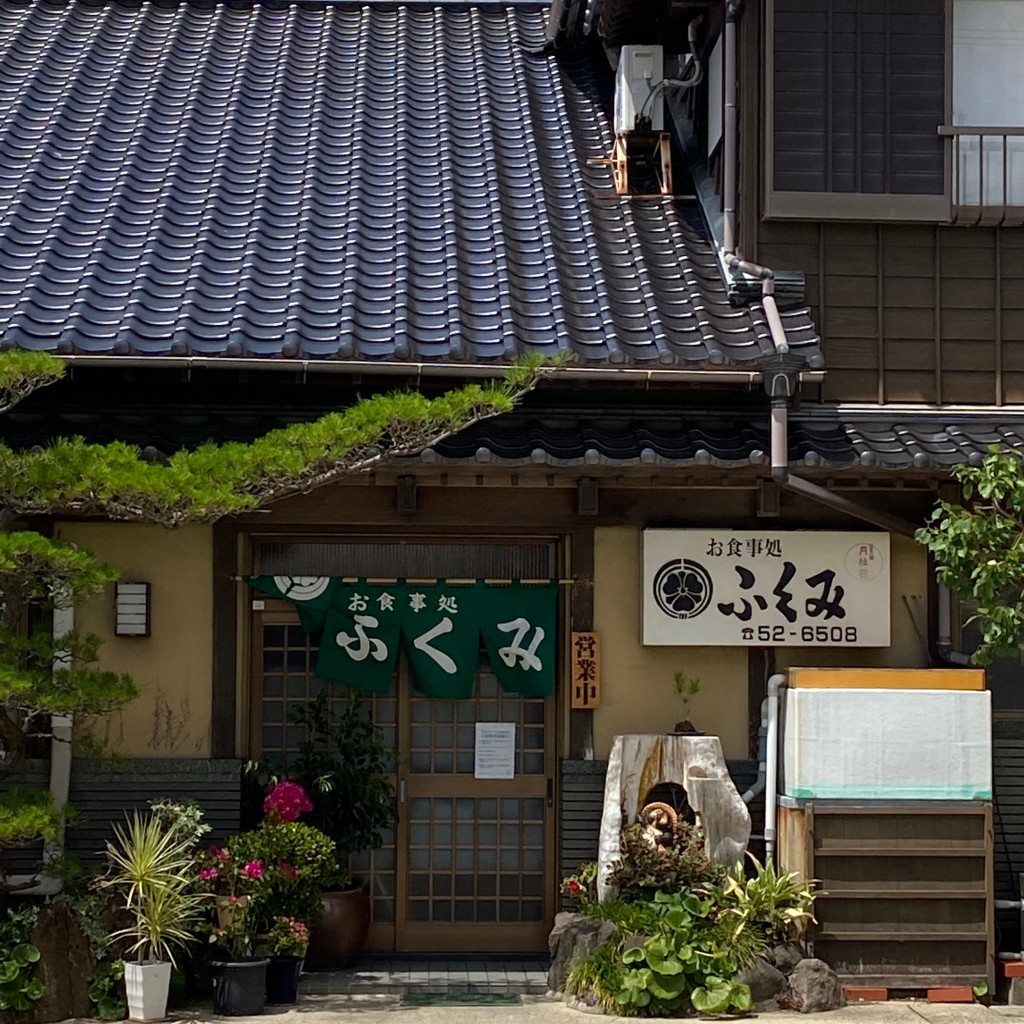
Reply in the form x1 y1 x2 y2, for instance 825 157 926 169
5 396 1021 472
424 413 1024 471
0 0 820 368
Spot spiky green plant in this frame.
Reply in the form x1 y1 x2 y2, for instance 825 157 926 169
100 812 206 965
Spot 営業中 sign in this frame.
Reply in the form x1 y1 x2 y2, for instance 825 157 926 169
643 530 890 647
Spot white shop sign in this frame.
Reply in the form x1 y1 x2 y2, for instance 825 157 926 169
643 530 890 647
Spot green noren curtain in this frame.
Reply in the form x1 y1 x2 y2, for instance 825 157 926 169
248 576 557 698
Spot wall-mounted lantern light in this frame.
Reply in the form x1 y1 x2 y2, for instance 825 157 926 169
115 582 151 637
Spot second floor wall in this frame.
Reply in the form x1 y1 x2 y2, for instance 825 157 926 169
738 0 1024 406
756 220 1024 406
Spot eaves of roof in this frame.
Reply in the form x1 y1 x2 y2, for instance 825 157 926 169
5 397 1024 473
0 0 820 372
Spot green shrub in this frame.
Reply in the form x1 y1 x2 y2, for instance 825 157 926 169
227 820 338 930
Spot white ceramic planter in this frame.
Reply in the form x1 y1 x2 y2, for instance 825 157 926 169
124 960 172 1022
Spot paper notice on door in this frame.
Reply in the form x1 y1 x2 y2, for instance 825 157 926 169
474 722 516 779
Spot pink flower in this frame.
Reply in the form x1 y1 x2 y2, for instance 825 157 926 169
278 861 298 879
242 860 265 880
199 867 219 881
263 781 314 822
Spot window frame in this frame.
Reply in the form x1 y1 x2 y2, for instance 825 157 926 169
762 0 953 222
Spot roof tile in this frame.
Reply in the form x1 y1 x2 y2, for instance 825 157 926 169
0 0 820 368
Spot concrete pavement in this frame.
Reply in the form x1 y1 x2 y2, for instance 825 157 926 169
79 993 1024 1024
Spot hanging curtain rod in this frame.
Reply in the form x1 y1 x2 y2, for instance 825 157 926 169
232 575 579 585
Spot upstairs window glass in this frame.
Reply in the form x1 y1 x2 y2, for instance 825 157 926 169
951 0 1024 207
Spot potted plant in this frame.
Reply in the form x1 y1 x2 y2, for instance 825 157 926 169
100 812 205 1022
197 849 270 1017
225 789 338 938
282 690 398 968
672 671 702 734
264 916 309 1005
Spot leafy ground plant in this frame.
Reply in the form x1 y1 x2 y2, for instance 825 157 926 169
567 891 754 1017
0 904 43 1015
715 854 819 944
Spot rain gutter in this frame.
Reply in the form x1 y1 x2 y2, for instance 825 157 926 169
720 0 789 358
56 356 826 386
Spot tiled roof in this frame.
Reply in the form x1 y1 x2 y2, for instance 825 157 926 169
5 395 1022 471
0 0 820 369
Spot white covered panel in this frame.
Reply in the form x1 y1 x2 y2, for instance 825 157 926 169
782 688 992 800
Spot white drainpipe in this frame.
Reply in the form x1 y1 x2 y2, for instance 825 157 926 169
5 604 74 896
765 672 786 864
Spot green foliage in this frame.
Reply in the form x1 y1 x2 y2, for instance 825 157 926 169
672 672 701 706
88 957 126 1021
278 690 397 859
0 349 64 415
610 819 722 903
149 798 212 850
566 891 753 1017
0 531 118 610
0 625 139 716
714 855 819 944
0 787 60 849
0 905 44 1015
99 811 206 965
227 820 338 929
917 449 1024 664
0 367 543 526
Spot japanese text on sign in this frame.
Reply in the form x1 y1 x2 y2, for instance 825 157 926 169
642 531 890 647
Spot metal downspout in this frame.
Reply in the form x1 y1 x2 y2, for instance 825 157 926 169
741 697 768 805
722 0 739 258
765 673 786 863
4 605 73 896
766 387 920 537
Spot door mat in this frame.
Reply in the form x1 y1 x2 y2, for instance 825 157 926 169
401 992 523 1007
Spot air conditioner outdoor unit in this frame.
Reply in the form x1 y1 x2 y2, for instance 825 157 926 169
614 44 665 134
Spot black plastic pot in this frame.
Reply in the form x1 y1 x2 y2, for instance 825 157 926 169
265 955 304 1005
211 958 270 1016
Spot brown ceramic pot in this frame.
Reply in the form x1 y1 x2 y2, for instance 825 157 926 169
304 890 371 969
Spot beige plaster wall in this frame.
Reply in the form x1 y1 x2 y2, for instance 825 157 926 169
773 533 929 673
55 523 214 758
592 528 928 762
593 526 749 761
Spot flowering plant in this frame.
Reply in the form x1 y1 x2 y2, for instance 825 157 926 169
194 845 267 959
263 781 313 823
193 846 265 899
560 861 598 909
267 915 309 957
227 820 338 932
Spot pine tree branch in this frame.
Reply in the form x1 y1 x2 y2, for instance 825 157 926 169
0 365 547 527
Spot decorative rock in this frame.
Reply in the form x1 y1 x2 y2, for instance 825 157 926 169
780 958 846 1013
771 941 807 973
566 993 606 1014
736 956 787 1002
547 913 616 996
597 734 751 900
